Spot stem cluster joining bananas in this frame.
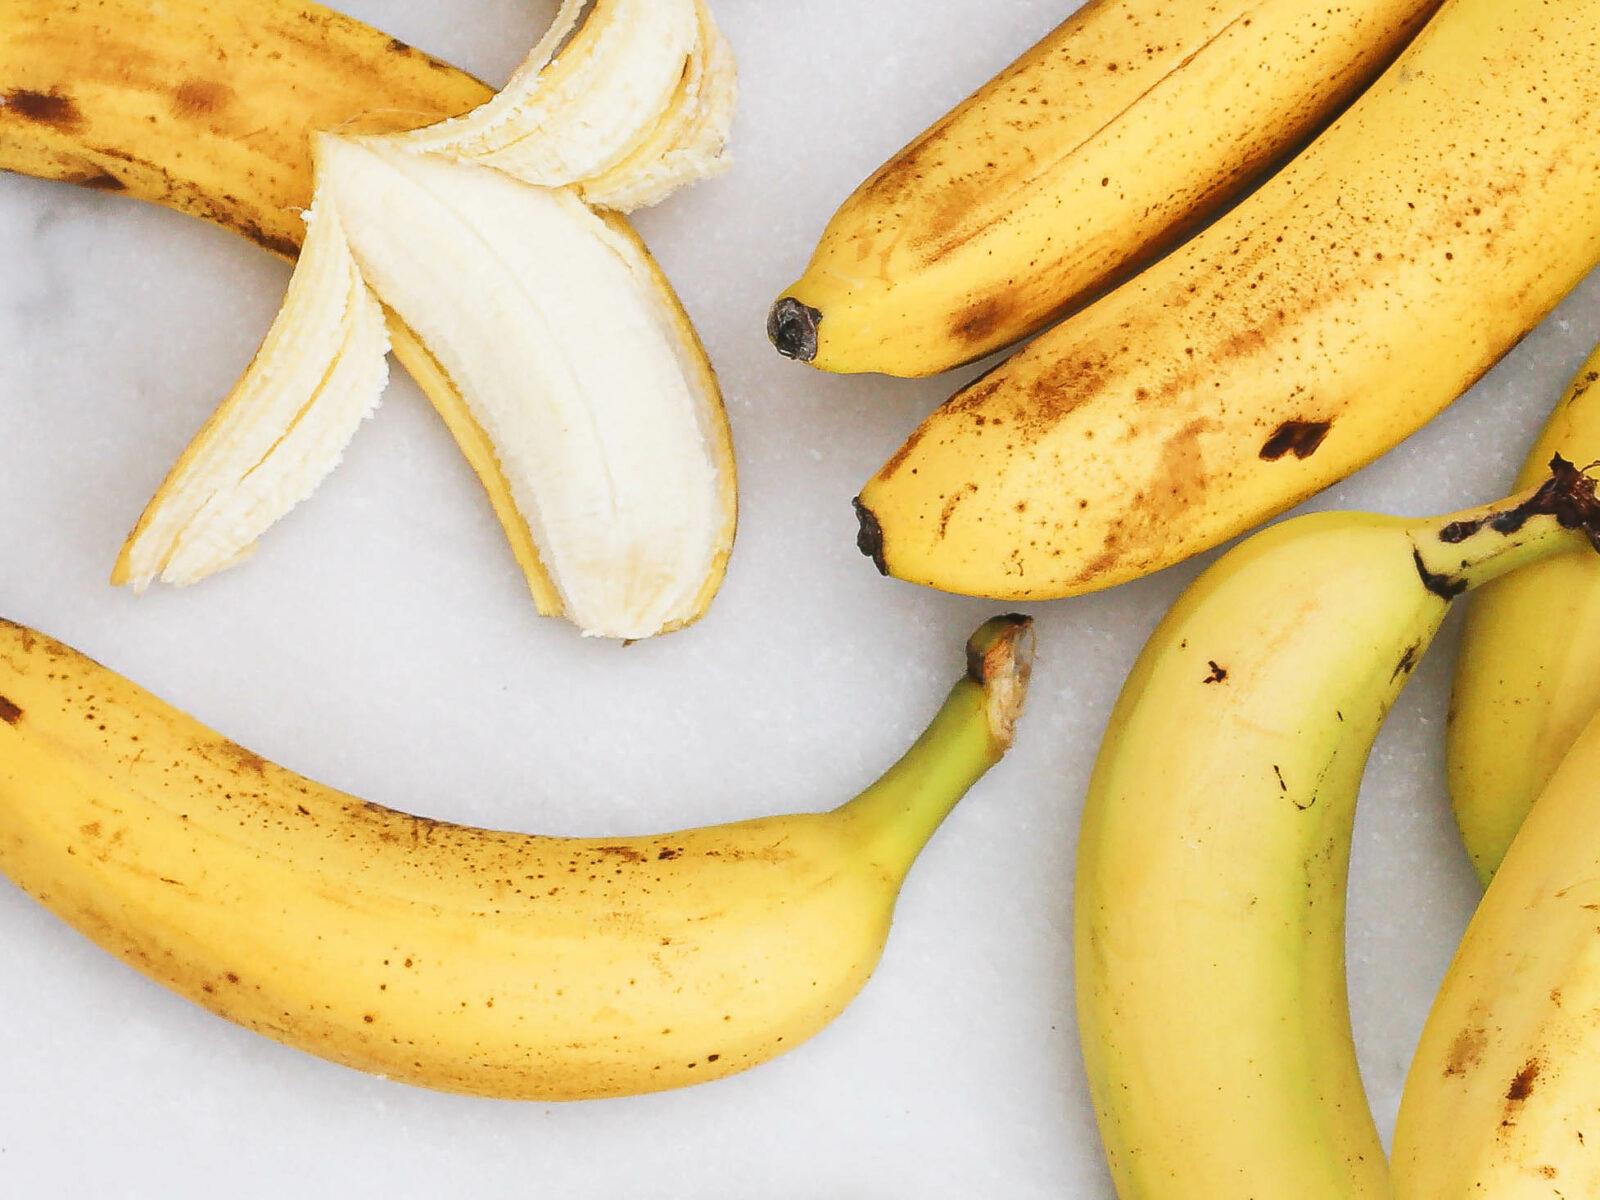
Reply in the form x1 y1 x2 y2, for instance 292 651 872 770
854 0 1600 603
770 0 1442 377
1447 337 1600 884
1395 705 1600 1195
0 0 739 639
0 615 1032 1100
1075 463 1600 1198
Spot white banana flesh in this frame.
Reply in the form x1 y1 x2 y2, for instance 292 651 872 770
317 136 726 640
114 199 389 590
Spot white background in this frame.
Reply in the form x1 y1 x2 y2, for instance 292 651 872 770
2 1 1597 1195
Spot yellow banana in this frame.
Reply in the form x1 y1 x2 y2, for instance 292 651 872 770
0 614 1032 1100
855 0 1600 602
1393 701 1600 1197
769 0 1442 377
1075 462 1600 1198
0 0 738 635
1447 338 1600 884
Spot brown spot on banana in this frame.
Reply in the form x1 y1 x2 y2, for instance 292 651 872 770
1506 1058 1541 1106
1259 418 1332 461
951 294 1015 347
1 88 84 131
170 79 235 119
1444 1026 1488 1077
0 694 20 724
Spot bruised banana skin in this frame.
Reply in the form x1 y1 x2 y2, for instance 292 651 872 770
0 615 1033 1100
0 0 738 627
855 0 1600 602
1395 702 1600 1198
770 0 1443 377
1447 339 1600 884
1076 464 1600 1199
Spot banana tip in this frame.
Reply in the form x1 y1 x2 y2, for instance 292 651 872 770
853 496 888 574
767 296 820 362
967 614 1034 749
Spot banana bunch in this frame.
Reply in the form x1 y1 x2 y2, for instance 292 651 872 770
1394 704 1600 1196
1446 335 1600 884
842 0 1600 603
0 613 1032 1099
1075 461 1600 1198
770 0 1442 377
0 0 739 640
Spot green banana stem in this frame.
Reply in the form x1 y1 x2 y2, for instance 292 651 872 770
1411 456 1600 596
837 614 1034 875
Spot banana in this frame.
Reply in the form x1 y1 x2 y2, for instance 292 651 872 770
854 0 1600 602
0 614 1032 1100
769 0 1443 377
0 0 738 636
1393 705 1600 1196
1074 462 1600 1198
1446 338 1600 885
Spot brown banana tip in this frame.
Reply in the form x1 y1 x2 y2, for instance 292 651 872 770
767 296 820 361
965 615 1035 749
853 497 888 574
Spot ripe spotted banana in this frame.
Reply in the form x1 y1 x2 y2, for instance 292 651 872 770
854 0 1600 602
1075 463 1600 1198
1447 337 1600 884
1394 700 1600 1197
769 0 1442 377
0 614 1032 1100
0 0 739 639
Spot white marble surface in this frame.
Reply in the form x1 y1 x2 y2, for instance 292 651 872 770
1 2 1597 1195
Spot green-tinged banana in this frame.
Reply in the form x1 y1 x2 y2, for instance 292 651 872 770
0 0 739 638
1075 462 1600 1199
855 0 1600 601
768 0 1442 377
0 615 1033 1100
1393 700 1600 1197
1447 339 1600 885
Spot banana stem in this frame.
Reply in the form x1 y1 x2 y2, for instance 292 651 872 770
835 615 1034 877
1411 456 1600 596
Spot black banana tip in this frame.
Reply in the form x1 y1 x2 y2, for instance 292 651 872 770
853 497 888 575
767 296 821 362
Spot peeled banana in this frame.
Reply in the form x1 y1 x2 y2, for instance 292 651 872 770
1393 700 1600 1196
770 0 1442 377
854 0 1600 602
0 0 739 638
1075 462 1600 1198
0 614 1032 1100
1447 337 1600 884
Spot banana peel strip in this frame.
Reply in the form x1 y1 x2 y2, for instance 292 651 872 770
119 0 739 638
385 0 732 207
114 199 389 590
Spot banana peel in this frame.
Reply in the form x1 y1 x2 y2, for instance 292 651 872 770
0 0 739 639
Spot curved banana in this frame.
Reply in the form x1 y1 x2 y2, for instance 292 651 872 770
769 0 1442 377
0 0 738 636
0 614 1032 1100
1075 463 1600 1198
1394 703 1600 1197
1447 337 1600 884
855 0 1600 602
